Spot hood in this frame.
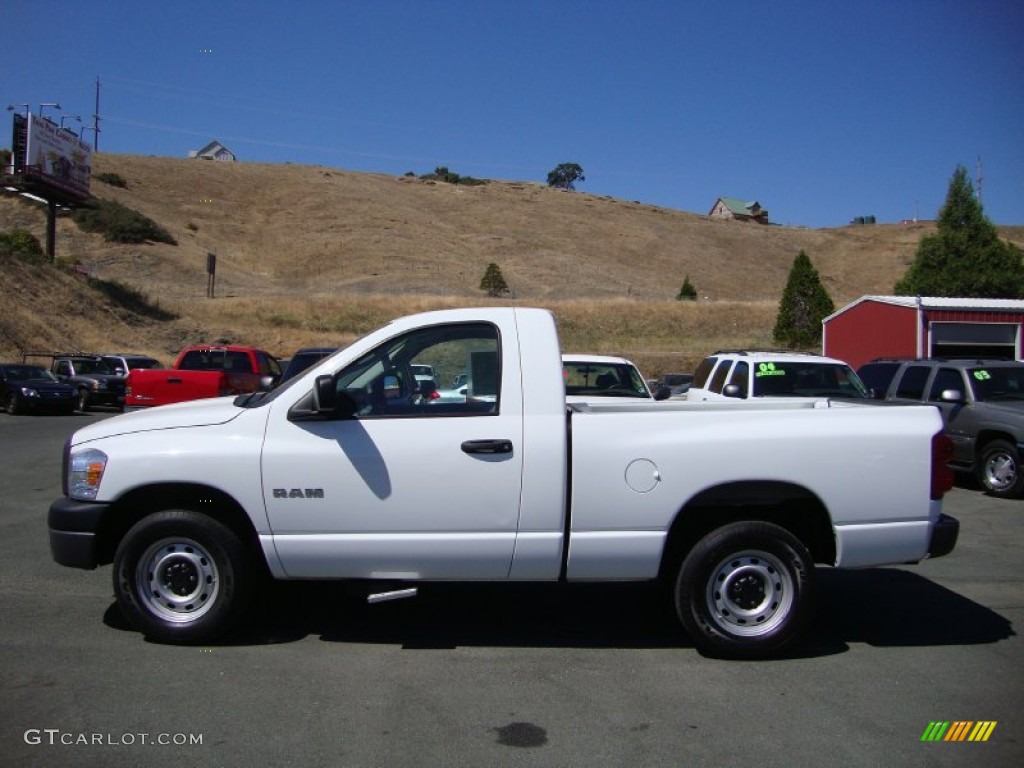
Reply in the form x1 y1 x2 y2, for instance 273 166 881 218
18 378 75 391
71 397 244 444
976 399 1024 422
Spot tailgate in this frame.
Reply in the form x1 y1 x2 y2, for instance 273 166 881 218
127 369 225 407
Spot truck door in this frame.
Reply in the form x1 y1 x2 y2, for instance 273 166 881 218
261 321 524 579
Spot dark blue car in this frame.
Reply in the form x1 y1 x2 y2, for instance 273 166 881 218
1 363 77 415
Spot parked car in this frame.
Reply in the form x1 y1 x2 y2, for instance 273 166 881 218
562 354 668 402
660 372 694 397
858 357 1024 498
97 353 164 376
0 363 76 415
686 350 870 402
279 347 339 384
31 354 127 412
126 345 281 409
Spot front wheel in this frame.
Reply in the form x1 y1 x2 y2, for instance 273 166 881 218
675 521 815 659
7 393 24 415
76 389 89 412
113 510 253 643
976 439 1024 498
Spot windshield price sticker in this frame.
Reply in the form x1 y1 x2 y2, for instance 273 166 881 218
973 370 991 381
755 362 786 378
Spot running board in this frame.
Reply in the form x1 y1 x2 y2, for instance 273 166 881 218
367 587 418 604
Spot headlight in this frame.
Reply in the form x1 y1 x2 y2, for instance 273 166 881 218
68 448 108 500
19 387 39 398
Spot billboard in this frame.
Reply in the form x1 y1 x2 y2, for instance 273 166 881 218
20 113 92 199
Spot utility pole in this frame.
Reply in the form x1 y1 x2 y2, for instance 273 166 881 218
92 77 101 151
975 156 983 207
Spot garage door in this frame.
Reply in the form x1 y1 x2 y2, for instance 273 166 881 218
929 322 1020 359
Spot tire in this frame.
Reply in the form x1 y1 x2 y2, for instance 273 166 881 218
976 439 1024 498
8 393 24 415
76 389 89 412
675 521 815 659
113 510 253 643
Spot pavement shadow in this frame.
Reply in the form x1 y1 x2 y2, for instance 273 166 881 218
103 566 1012 657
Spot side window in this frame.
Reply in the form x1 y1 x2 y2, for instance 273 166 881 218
928 368 965 401
336 323 500 418
726 361 749 397
55 361 72 377
691 357 718 389
895 365 931 400
708 361 732 394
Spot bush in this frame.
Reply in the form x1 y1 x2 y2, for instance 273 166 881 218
94 172 128 188
72 199 177 245
0 228 45 263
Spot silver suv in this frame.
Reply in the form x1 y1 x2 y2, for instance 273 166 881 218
858 358 1024 498
687 350 869 402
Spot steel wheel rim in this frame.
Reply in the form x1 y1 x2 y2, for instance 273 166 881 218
705 549 794 637
135 537 220 623
984 451 1016 491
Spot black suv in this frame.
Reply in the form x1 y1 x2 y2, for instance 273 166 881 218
858 358 1024 498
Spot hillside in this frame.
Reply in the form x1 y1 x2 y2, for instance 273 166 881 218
3 154 1022 375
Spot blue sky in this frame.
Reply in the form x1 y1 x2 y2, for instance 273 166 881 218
3 0 1022 228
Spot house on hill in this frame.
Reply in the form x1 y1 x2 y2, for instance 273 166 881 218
188 140 236 161
709 196 769 224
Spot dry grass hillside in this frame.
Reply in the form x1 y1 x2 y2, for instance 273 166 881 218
3 154 1022 376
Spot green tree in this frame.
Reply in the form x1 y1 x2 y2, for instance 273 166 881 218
773 250 835 348
546 162 585 191
480 262 510 297
894 165 1024 298
0 228 44 263
676 275 697 301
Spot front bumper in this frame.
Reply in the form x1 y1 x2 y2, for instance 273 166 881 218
48 497 112 569
927 513 959 559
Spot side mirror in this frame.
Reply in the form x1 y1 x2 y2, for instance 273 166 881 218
652 385 671 401
723 383 744 398
259 375 276 391
939 389 965 403
312 375 337 412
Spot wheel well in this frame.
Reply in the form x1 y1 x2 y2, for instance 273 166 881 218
96 483 262 567
975 430 1019 454
658 481 836 580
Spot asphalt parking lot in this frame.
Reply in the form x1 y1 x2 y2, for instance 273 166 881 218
1 412 1021 767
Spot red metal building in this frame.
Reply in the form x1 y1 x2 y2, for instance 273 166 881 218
822 296 1024 370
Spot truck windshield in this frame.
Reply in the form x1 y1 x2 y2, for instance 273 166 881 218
967 366 1024 401
74 359 114 375
751 362 869 398
563 362 650 398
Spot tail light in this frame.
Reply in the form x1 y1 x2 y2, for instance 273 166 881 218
931 432 954 499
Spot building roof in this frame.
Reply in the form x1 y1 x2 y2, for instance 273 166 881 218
825 295 1024 323
718 197 760 215
188 140 235 159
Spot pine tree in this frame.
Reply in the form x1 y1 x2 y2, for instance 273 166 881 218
773 251 835 348
894 165 1024 298
676 275 697 301
479 262 510 297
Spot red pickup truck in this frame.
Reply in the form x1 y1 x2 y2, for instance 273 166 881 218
125 345 281 409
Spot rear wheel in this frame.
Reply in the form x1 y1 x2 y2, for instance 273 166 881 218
113 510 253 643
976 439 1024 498
675 521 815 659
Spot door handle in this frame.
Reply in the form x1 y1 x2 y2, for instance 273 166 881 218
461 439 513 455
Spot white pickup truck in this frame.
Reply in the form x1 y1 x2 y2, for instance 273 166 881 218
49 307 959 658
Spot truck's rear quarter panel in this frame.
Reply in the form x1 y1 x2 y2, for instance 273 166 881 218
566 401 944 576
